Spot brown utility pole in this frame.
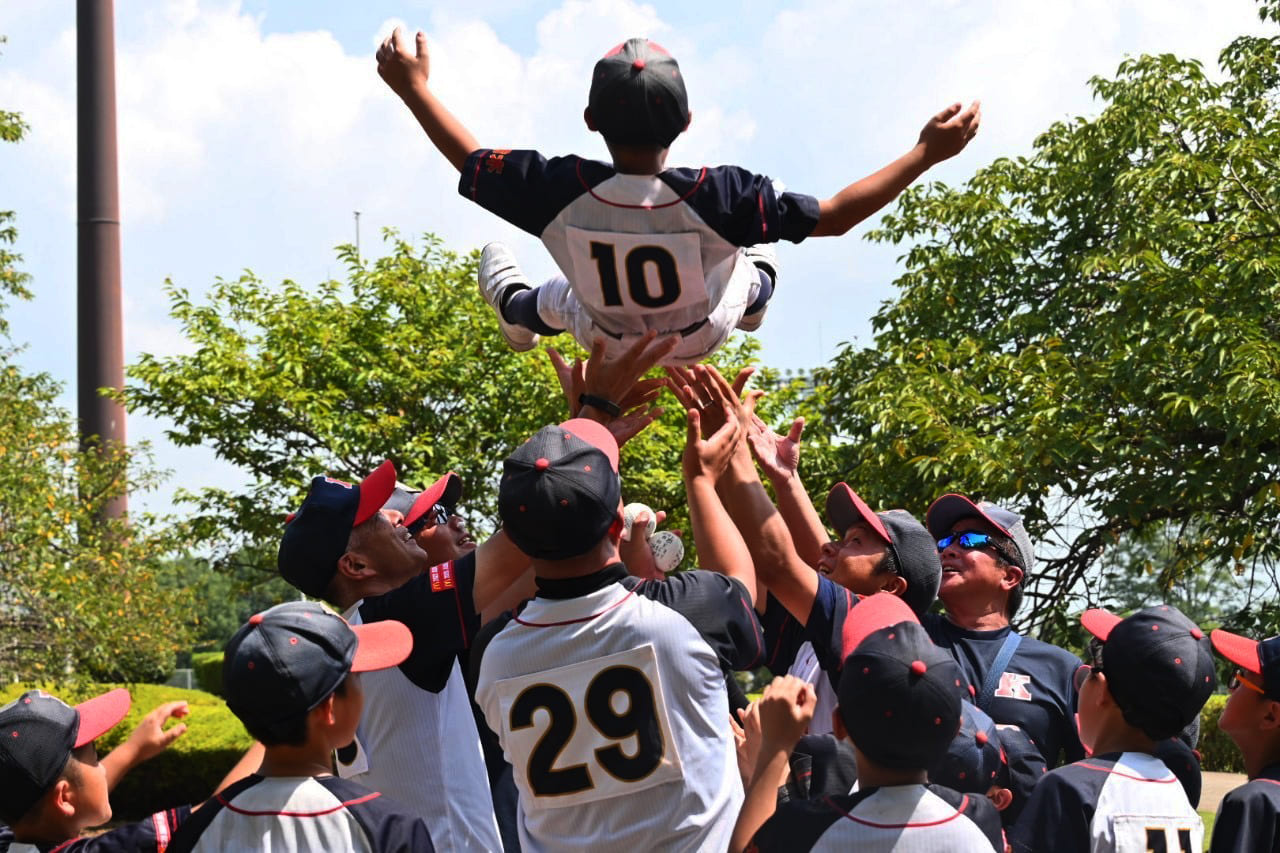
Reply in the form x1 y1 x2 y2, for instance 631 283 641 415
77 0 127 517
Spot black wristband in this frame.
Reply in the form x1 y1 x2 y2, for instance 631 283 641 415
578 393 621 417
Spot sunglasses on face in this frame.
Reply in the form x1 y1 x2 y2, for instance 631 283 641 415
936 530 1020 566
1230 669 1266 695
406 504 451 536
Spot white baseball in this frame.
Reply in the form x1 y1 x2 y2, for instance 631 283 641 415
649 531 685 573
622 502 657 541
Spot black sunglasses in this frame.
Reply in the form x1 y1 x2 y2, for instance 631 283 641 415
406 503 451 536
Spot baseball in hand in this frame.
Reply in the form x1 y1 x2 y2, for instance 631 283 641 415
650 531 684 573
622 503 657 541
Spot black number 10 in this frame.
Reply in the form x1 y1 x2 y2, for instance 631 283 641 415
590 242 683 308
509 665 665 797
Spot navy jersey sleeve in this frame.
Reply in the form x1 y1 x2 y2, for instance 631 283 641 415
37 807 191 852
928 784 1005 851
659 165 820 245
1007 767 1094 853
749 797 843 852
625 571 763 671
760 592 807 676
1211 782 1280 853
802 575 858 677
359 552 479 692
459 149 606 236
319 777 436 852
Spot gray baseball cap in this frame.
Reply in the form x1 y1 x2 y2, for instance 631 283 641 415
927 494 1034 616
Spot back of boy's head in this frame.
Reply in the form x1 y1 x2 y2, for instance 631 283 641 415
1081 604 1216 740
588 38 689 149
836 593 966 771
0 688 130 823
223 600 412 746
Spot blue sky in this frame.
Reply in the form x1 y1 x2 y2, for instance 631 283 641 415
0 0 1269 511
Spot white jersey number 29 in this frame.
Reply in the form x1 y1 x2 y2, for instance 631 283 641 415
495 645 683 808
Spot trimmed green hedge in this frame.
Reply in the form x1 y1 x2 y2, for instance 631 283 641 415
0 682 253 820
191 651 224 697
1199 693 1243 773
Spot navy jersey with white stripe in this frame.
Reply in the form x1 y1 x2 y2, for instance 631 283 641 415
472 564 763 852
1008 751 1202 853
923 613 1086 767
0 809 188 853
167 775 433 852
750 783 1003 852
459 149 819 338
1211 763 1280 853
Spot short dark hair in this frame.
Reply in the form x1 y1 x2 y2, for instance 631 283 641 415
241 677 350 747
982 529 1025 618
873 548 899 578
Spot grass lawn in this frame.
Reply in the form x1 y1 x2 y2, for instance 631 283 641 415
1199 809 1215 839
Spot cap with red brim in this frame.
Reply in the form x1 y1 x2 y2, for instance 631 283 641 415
403 472 463 529
350 619 413 672
1212 629 1280 700
73 688 132 748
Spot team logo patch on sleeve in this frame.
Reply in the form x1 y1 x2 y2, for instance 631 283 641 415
430 561 456 592
485 149 511 174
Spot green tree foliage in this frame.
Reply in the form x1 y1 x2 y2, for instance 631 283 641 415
123 231 763 570
819 1 1280 634
0 56 194 681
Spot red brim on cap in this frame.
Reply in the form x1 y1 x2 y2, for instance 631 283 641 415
73 688 131 748
1211 629 1262 676
350 619 413 673
560 418 620 472
1081 608 1122 642
826 483 892 543
841 592 920 659
354 460 398 526
404 472 462 528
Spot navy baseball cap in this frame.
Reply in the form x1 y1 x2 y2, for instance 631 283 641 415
1211 629 1280 701
930 702 1003 794
278 460 398 597
826 483 941 617
402 472 462 530
223 601 412 733
837 593 966 770
927 494 1034 616
588 38 689 148
994 723 1048 824
0 688 131 818
499 419 621 560
1081 605 1217 739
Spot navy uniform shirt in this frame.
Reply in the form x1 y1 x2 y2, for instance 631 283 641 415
750 783 1003 852
1211 762 1280 853
923 613 1086 767
0 808 188 853
1008 751 1201 853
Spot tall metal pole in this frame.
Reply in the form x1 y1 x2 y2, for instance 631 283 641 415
77 0 127 518
354 210 361 261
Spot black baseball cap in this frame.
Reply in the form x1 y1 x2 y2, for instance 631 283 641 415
837 593 966 770
927 494 1035 616
278 460 398 597
587 38 690 148
0 688 131 818
1211 629 1280 701
826 483 941 617
930 701 1003 794
499 419 621 560
1081 605 1217 739
223 601 412 733
994 723 1048 824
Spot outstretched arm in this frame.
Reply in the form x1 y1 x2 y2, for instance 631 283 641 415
811 101 980 237
744 402 828 568
101 701 189 791
376 27 480 172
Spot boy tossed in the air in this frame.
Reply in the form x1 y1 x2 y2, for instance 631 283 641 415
377 30 980 364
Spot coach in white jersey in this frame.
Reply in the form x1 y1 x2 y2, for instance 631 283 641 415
277 460 528 851
473 382 765 851
1009 605 1215 853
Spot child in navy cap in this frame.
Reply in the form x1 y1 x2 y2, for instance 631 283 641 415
1009 604 1214 853
168 601 434 851
0 688 190 851
733 593 1003 852
1207 628 1280 852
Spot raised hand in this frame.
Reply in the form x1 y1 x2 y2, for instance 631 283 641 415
665 364 753 439
746 410 806 484
918 100 981 165
755 675 816 752
376 27 431 101
680 365 745 483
